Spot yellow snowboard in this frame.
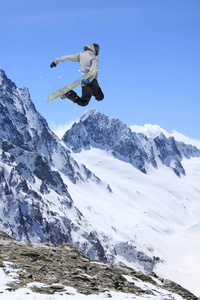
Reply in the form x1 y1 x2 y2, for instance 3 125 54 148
47 67 100 103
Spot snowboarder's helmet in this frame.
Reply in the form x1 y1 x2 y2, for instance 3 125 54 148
93 44 100 56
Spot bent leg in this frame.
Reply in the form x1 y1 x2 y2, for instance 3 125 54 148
76 85 92 106
63 80 103 106
90 79 104 101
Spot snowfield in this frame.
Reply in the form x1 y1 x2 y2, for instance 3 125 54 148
65 148 200 297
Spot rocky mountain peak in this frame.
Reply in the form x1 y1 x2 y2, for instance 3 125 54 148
0 69 17 91
62 110 200 176
0 70 110 260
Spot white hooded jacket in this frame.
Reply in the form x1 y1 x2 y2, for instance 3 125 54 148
54 44 99 82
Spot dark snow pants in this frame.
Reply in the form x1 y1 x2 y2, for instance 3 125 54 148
71 79 104 107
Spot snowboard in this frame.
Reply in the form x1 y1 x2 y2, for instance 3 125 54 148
47 66 100 103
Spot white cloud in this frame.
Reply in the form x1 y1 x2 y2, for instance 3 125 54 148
130 124 170 139
50 121 75 139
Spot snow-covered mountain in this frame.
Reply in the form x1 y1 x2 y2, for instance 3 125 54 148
62 109 200 177
62 110 200 296
0 69 109 261
1 69 200 296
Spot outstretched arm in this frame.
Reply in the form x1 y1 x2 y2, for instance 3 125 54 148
50 52 80 68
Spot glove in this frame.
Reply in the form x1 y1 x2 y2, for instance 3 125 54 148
50 61 56 68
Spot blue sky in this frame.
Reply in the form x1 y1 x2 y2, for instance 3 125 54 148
1 0 200 140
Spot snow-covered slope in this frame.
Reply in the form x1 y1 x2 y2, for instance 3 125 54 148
62 110 200 296
65 147 200 296
1 69 200 296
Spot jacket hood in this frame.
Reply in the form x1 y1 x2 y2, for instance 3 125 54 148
83 44 100 55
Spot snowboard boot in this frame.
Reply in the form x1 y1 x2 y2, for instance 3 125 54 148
61 90 78 103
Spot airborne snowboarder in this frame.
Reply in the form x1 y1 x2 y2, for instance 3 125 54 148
50 43 104 107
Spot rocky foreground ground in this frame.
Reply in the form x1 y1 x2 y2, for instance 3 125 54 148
0 231 198 299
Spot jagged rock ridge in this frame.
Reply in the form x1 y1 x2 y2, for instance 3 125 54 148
62 109 200 176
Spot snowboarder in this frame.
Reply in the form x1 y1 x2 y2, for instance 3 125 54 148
50 44 104 107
